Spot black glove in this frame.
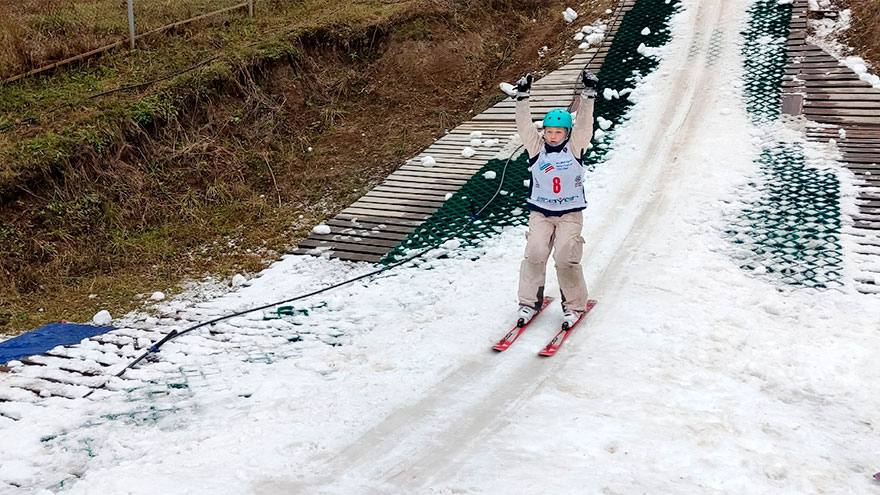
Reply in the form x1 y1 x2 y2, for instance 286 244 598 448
515 74 532 99
581 69 599 98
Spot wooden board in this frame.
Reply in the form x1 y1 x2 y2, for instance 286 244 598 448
290 0 631 263
786 0 880 294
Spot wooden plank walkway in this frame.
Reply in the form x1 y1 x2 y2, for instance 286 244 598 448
291 0 637 263
783 0 880 294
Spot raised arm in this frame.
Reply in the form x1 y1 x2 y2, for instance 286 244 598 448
513 74 542 158
570 95 595 159
571 69 599 160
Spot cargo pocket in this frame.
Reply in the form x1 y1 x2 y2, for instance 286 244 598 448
568 235 585 264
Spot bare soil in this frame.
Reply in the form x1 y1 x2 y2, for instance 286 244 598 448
840 0 880 67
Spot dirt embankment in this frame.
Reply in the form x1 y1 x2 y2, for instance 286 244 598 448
0 0 612 334
840 0 880 67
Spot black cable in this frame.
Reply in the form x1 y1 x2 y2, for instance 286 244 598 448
82 0 627 397
80 141 525 400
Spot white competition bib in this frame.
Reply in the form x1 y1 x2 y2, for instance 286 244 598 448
527 143 587 212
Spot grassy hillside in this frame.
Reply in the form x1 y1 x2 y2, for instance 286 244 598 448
0 0 613 335
0 0 247 79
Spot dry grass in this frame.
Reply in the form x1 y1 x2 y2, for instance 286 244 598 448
840 0 880 67
0 0 246 78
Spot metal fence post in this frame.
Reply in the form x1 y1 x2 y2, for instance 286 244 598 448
248 0 254 17
127 0 136 49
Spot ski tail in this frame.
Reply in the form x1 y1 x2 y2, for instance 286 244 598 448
538 299 597 357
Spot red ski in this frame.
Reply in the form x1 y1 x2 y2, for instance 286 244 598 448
538 299 598 357
492 297 554 352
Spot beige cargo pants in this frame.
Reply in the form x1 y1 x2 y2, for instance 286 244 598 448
518 210 588 311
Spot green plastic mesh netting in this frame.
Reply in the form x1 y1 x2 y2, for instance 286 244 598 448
383 0 682 263
727 143 843 287
725 0 844 289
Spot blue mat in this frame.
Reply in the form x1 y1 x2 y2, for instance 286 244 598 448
0 322 114 364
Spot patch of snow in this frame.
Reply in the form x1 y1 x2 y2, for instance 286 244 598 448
440 239 461 250
843 56 880 89
637 42 662 58
562 7 578 23
91 310 112 326
603 88 620 100
469 131 483 139
642 27 651 36
586 32 604 45
420 155 437 167
149 292 166 302
231 274 247 287
483 171 497 180
461 147 476 158
312 224 332 235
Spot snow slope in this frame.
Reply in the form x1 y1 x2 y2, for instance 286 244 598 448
1 0 879 493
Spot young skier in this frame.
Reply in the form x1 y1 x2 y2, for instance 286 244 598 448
513 69 599 330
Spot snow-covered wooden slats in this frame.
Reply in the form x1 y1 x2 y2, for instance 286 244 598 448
784 0 880 294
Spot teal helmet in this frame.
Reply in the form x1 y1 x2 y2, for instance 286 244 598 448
543 109 573 130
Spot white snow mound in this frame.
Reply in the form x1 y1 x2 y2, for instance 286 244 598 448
312 224 332 235
92 310 112 326
440 239 461 250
